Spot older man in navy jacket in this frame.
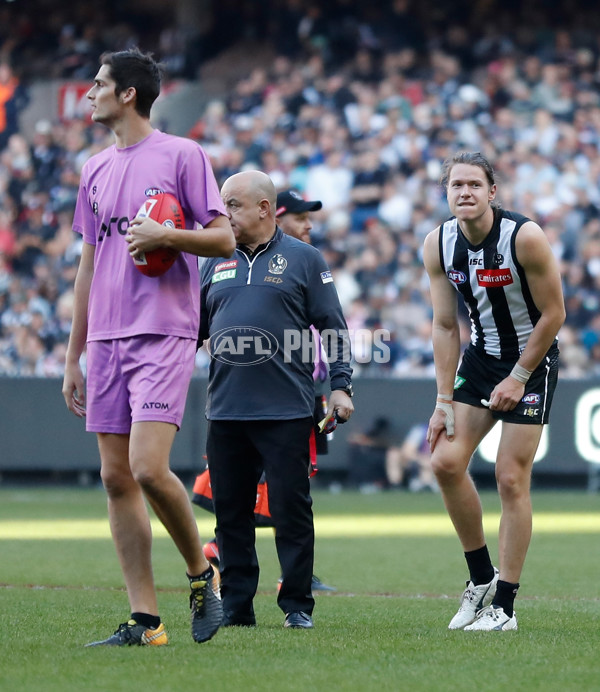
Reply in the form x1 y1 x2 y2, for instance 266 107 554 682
199 171 354 630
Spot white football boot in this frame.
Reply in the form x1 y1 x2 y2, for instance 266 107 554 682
464 605 518 631
448 567 499 630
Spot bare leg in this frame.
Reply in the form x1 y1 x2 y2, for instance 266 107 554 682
439 473 486 551
98 433 158 615
129 421 209 577
495 422 541 583
430 403 497 551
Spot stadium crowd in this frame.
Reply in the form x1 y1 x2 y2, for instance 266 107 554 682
1 0 600 378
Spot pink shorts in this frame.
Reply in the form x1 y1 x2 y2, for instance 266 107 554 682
86 335 197 434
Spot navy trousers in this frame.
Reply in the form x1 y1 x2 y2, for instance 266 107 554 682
206 417 315 619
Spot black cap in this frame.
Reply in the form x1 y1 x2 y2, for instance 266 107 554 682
276 190 322 217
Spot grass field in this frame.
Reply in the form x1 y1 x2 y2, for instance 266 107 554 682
0 487 598 692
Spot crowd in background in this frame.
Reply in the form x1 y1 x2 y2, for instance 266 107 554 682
2 0 600 378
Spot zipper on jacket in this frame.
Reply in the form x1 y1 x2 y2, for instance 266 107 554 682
239 240 274 285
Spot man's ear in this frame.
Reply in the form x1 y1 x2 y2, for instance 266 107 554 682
258 199 271 219
120 86 136 105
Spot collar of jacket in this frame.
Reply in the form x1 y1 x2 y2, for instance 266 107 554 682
237 226 283 258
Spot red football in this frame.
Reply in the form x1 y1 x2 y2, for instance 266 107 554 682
132 192 183 277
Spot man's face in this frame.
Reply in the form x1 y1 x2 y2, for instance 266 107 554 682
278 211 312 244
221 180 263 245
87 65 122 125
446 163 496 222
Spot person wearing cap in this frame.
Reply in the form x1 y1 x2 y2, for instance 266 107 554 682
275 189 322 244
275 189 336 593
275 189 330 471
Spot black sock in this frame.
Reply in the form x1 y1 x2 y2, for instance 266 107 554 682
187 565 213 584
464 545 495 586
130 612 161 629
492 580 519 617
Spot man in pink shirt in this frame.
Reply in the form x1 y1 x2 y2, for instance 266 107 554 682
62 48 235 647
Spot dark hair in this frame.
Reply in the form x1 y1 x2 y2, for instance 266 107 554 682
440 151 497 193
100 48 161 119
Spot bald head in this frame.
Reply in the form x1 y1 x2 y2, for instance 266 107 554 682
222 170 277 210
221 170 277 249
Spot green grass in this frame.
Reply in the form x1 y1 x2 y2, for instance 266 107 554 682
0 488 598 692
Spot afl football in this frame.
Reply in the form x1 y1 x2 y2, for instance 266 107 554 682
133 193 183 277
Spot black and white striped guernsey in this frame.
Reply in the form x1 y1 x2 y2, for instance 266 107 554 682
438 208 541 360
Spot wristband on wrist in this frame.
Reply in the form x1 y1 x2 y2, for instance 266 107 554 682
435 401 453 413
436 393 453 401
510 363 532 384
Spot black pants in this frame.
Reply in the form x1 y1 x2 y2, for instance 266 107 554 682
206 418 315 618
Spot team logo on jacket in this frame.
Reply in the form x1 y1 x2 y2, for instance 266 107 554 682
268 254 288 274
447 269 467 285
476 268 513 287
321 271 333 284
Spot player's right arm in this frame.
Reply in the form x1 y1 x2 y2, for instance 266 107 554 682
62 242 95 417
127 213 235 259
423 227 461 450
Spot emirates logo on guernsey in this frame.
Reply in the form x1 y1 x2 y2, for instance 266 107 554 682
476 268 513 287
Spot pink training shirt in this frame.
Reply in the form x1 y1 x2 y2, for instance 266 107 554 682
73 129 225 341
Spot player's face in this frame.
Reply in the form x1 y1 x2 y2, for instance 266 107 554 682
446 163 496 222
87 65 123 125
221 182 263 245
278 211 312 244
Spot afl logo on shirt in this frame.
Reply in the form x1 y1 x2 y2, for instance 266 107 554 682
447 269 467 285
268 254 288 275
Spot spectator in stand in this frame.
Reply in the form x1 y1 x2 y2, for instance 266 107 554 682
31 120 64 193
12 192 57 278
0 63 28 151
386 422 438 492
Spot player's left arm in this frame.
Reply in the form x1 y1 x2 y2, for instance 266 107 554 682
487 221 566 411
127 214 235 258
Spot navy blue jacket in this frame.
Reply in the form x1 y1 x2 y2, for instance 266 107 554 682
199 227 352 420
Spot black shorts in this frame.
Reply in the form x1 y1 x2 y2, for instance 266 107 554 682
453 343 559 425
